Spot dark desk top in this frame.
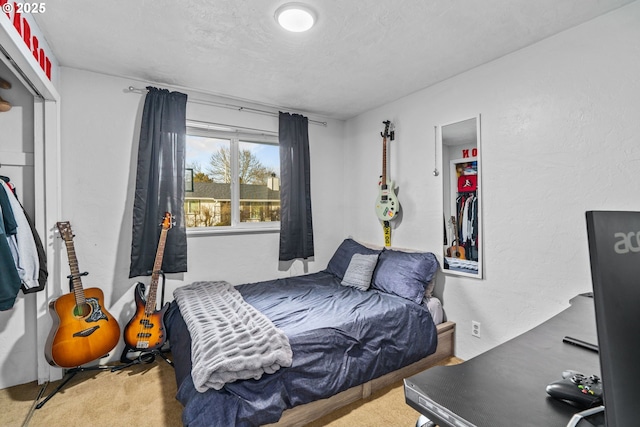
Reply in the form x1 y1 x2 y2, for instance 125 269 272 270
405 295 603 427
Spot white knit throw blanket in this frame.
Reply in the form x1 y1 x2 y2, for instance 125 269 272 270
173 281 293 392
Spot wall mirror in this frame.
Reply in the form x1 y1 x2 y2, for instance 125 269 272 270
440 115 482 278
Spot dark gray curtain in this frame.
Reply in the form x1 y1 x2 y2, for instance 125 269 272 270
129 87 188 277
278 112 314 261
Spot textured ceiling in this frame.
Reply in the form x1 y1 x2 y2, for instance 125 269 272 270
34 0 634 120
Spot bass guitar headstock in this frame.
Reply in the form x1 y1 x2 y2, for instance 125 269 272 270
160 212 173 230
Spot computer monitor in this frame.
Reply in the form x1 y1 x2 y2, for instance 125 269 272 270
585 211 640 426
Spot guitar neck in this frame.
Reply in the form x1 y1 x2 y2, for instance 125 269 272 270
381 136 387 184
63 238 86 305
451 216 461 243
145 227 168 314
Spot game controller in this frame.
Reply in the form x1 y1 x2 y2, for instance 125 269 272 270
546 371 603 408
561 369 582 379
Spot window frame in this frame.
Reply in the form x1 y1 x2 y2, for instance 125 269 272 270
185 120 281 235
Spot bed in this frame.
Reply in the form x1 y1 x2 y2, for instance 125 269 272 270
165 239 456 426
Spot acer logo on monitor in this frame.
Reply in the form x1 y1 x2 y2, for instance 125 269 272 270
613 231 640 254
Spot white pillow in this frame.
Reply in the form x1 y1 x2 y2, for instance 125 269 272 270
341 253 379 291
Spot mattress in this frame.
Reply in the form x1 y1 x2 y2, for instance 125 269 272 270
424 296 443 325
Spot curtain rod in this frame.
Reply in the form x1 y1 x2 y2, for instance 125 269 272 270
126 86 327 127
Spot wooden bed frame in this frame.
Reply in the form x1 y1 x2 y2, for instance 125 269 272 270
267 320 456 427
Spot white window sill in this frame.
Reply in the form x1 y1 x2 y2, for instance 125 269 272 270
186 225 280 237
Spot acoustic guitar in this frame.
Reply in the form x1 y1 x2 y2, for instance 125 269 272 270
375 120 399 221
446 216 466 260
45 222 121 368
123 212 172 351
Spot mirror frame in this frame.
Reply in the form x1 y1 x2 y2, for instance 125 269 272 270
440 114 483 279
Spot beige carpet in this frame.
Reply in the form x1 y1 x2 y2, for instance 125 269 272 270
1 355 462 427
2 356 181 427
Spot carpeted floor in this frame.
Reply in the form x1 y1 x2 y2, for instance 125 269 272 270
2 355 181 427
1 355 462 426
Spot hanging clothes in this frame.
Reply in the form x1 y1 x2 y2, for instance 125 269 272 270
0 179 47 291
0 184 21 310
0 180 45 310
455 191 478 262
19 207 48 293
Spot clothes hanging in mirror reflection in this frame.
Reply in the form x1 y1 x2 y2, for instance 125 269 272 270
455 193 478 262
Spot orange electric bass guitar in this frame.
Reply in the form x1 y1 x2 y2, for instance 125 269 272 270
45 222 121 368
123 212 172 351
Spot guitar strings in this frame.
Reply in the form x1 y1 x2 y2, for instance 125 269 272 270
133 278 150 349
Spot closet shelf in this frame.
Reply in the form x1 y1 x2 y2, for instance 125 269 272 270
0 150 35 167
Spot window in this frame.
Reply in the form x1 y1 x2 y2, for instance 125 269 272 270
185 121 280 230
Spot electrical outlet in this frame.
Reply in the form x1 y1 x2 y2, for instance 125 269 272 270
471 321 481 338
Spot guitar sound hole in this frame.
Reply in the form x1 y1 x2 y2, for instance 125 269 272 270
73 303 92 318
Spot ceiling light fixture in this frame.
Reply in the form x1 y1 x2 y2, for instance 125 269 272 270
275 3 317 32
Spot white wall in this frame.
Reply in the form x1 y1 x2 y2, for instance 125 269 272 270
55 68 346 362
344 2 640 360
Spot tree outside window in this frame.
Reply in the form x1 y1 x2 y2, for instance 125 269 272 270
185 128 280 229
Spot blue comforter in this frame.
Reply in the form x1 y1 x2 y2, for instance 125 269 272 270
165 271 438 427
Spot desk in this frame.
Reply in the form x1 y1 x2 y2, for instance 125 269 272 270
405 295 604 427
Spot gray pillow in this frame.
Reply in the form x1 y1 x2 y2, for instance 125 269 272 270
341 253 379 290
